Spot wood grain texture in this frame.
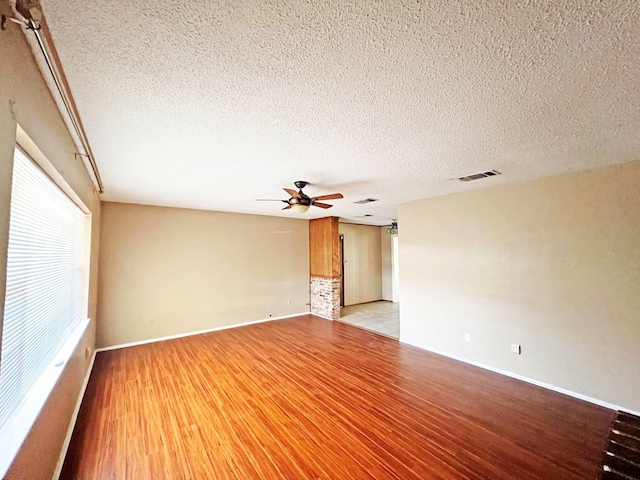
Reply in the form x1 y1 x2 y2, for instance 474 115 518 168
339 223 383 305
61 315 614 479
309 216 340 278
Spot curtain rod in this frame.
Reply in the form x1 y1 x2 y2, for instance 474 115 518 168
4 5 105 194
29 20 104 193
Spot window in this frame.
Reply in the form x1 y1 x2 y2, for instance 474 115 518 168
0 146 90 475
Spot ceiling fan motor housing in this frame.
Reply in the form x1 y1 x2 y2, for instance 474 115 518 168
289 196 310 206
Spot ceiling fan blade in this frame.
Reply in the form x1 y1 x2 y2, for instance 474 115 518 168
312 193 343 201
284 188 301 198
256 199 287 202
312 202 333 209
282 205 292 210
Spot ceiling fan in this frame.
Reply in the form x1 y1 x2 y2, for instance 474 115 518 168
256 181 343 213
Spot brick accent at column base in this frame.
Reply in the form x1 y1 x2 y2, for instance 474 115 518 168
310 276 341 320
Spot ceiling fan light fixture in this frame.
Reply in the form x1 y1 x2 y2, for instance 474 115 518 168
290 204 310 214
257 181 343 213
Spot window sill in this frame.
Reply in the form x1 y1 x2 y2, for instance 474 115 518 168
0 317 90 478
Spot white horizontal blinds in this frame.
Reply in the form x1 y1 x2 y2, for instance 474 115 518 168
0 148 86 430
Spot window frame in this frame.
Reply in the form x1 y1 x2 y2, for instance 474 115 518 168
0 129 92 478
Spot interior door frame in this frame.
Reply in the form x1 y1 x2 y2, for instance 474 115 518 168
339 234 345 307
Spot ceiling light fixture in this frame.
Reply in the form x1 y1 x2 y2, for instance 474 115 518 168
290 204 310 214
387 220 398 235
256 181 343 213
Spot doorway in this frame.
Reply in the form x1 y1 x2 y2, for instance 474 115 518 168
339 234 345 307
392 235 399 302
338 223 399 338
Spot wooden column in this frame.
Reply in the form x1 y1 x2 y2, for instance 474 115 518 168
309 217 340 319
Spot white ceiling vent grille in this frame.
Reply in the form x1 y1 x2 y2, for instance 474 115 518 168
458 170 501 182
354 198 379 204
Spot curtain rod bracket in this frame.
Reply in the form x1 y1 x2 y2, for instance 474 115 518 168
7 0 105 192
0 14 39 31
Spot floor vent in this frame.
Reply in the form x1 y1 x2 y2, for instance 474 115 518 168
458 170 501 182
601 411 640 479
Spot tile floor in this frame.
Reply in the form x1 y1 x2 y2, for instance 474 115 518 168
339 301 399 338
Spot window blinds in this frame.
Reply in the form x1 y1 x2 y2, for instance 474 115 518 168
0 148 86 430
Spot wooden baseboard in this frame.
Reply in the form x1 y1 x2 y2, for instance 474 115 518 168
400 338 640 417
95 312 311 352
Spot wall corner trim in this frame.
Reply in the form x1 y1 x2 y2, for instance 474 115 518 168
399 337 640 417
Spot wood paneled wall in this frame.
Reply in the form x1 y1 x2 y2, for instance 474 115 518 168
309 217 340 278
339 223 382 306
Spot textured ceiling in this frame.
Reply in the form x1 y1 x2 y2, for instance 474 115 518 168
41 0 640 225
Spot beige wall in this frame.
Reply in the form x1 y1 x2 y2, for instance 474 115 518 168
0 15 101 480
98 202 309 347
339 223 382 306
399 160 640 412
381 228 393 301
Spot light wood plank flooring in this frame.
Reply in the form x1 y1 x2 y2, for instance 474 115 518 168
61 315 613 479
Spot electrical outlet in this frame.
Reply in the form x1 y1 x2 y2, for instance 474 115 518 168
510 343 521 355
464 333 471 342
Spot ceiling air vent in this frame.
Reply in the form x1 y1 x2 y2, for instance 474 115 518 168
354 198 379 204
458 170 501 182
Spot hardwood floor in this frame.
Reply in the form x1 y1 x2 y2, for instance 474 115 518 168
61 315 614 479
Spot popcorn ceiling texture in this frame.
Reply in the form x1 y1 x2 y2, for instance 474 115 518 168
41 1 640 223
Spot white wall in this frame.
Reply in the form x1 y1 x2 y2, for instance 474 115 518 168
98 202 310 347
399 160 640 412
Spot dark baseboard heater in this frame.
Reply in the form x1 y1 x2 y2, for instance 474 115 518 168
601 411 640 479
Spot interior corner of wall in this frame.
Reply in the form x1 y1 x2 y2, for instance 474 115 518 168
8 99 17 121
